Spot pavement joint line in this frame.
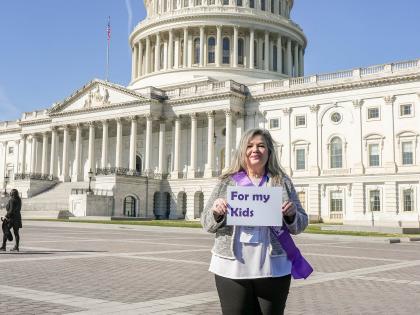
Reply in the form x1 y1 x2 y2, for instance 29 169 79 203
354 275 420 285
303 243 420 254
304 252 406 262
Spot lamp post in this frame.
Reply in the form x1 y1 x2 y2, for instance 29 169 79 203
88 169 93 195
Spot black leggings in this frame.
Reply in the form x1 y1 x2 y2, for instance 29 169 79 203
2 226 19 248
215 274 291 315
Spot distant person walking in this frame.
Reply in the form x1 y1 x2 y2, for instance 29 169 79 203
1 189 22 252
201 128 312 315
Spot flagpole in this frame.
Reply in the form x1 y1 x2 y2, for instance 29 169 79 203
106 16 111 82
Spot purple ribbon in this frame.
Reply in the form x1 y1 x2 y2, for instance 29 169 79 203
231 170 313 279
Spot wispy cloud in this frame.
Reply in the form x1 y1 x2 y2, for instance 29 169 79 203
0 86 20 122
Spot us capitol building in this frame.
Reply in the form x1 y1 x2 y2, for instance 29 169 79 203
1 0 419 230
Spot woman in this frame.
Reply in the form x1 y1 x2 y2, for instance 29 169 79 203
201 128 311 315
0 189 22 252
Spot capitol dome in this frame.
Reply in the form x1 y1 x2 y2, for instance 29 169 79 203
128 0 306 89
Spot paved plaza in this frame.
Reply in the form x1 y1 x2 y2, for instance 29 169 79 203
0 221 419 314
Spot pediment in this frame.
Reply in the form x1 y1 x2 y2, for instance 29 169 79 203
49 79 146 115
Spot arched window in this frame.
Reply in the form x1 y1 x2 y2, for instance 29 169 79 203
222 37 230 64
238 38 244 65
177 192 187 219
136 155 142 174
330 137 343 168
261 0 266 11
249 0 255 8
273 45 277 71
123 196 136 217
271 0 274 13
194 38 200 64
194 191 204 219
208 37 216 63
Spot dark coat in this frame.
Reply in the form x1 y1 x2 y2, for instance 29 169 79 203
2 218 13 241
5 197 22 229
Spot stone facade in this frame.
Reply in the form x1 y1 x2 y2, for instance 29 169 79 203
0 1 419 228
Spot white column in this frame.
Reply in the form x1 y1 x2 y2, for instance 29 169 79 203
233 26 238 67
73 124 82 181
168 30 174 69
183 28 188 67
115 118 123 168
158 119 166 174
171 116 181 178
1 142 7 183
20 135 27 174
298 46 304 76
188 113 197 178
145 114 153 174
88 122 96 175
101 120 109 168
264 31 269 71
41 132 48 175
49 129 56 177
294 42 299 77
286 38 292 75
277 35 282 74
29 136 37 174
249 29 254 69
145 36 151 74
236 112 244 148
155 33 161 71
205 111 215 178
216 25 222 67
129 116 138 171
138 41 143 77
199 26 205 67
131 45 137 81
224 110 232 169
62 126 70 181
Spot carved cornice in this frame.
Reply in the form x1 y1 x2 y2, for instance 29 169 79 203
383 95 396 105
352 99 364 108
252 73 420 102
282 107 292 115
309 104 320 113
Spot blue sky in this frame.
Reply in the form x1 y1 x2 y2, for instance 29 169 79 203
0 0 419 122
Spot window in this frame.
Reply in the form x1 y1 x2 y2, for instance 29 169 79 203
249 0 255 8
330 112 342 123
368 144 380 167
295 115 306 127
330 137 343 168
222 37 230 64
296 148 306 170
183 0 189 7
237 0 242 6
208 0 215 4
271 0 274 12
238 38 244 65
173 0 178 9
403 189 414 211
297 191 306 209
195 0 202 5
261 0 266 10
368 107 379 120
269 118 280 129
208 37 215 64
262 43 265 61
253 40 258 67
402 141 413 165
273 45 277 71
8 147 14 154
369 190 381 211
330 191 343 212
194 38 200 64
180 40 184 66
223 0 229 4
400 104 412 117
123 196 136 217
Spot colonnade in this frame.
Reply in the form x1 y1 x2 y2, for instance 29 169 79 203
2 110 238 182
131 25 304 80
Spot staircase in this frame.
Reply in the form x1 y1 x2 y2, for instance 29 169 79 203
21 181 90 219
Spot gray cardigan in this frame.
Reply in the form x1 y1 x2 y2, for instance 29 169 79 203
200 174 308 259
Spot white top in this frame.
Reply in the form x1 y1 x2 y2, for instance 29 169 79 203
208 176 292 279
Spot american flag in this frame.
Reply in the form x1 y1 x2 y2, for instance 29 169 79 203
107 16 111 41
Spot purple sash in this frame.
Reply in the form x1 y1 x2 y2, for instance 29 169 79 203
231 171 313 280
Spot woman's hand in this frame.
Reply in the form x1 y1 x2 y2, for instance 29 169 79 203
282 201 297 221
212 198 228 216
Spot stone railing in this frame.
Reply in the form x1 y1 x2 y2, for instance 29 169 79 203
14 173 57 181
164 80 245 98
95 167 144 177
71 188 113 196
248 58 420 94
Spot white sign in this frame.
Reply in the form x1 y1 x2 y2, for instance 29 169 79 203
226 186 283 226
